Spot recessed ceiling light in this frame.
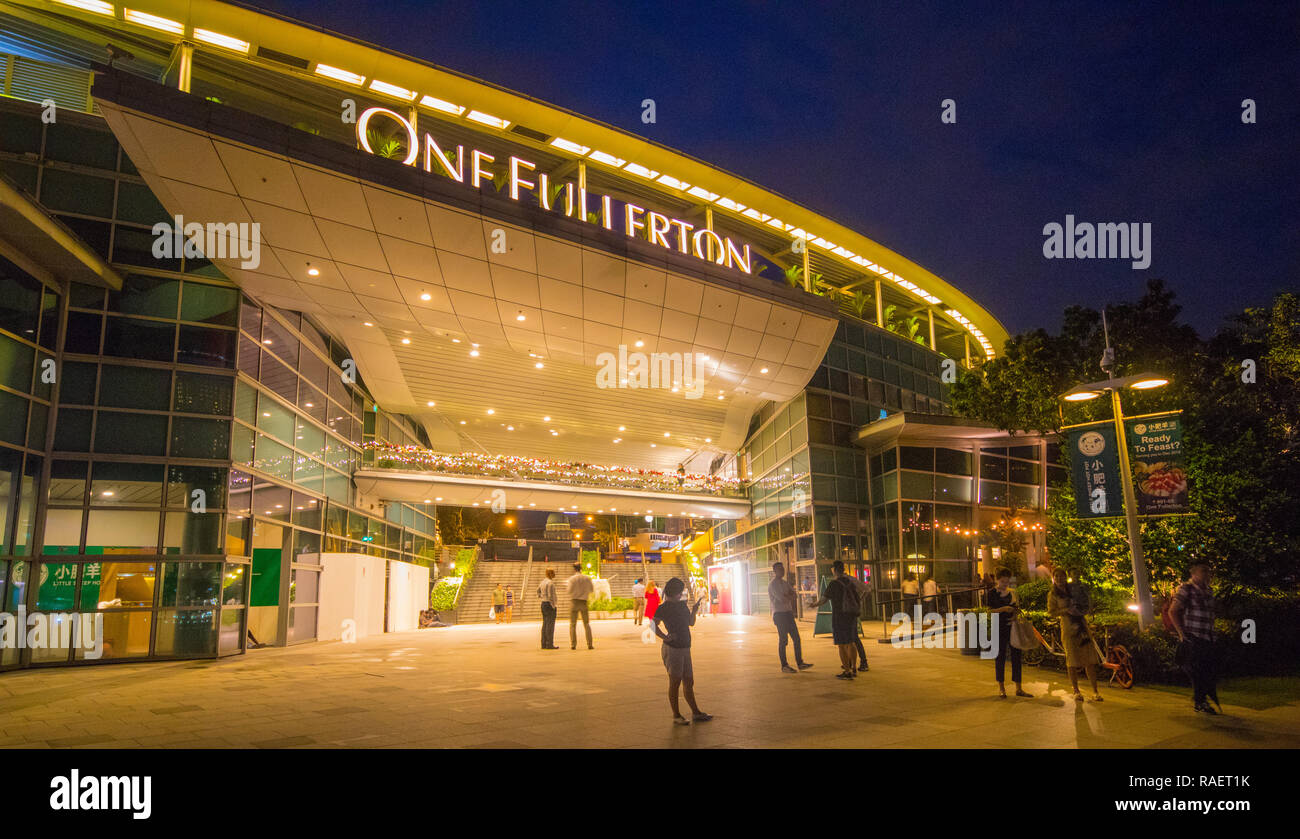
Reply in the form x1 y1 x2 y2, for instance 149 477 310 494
613 438 621 443
507 426 514 431
436 497 443 501
452 338 461 343
650 443 656 447
423 498 431 503
101 490 114 497
664 432 670 437
705 438 712 443
426 401 436 407
469 350 480 357
535 362 544 369
516 312 526 321
262 339 272 345
401 338 411 344
635 339 644 348
363 321 374 327
618 426 625 431
307 266 320 276
760 367 769 374
543 416 551 422
486 409 494 415
420 292 432 301
459 420 466 425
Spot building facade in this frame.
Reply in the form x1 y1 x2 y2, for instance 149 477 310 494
0 0 1011 666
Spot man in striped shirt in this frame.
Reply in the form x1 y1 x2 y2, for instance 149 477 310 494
1171 561 1220 714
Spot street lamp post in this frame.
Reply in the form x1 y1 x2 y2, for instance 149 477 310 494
1062 373 1168 631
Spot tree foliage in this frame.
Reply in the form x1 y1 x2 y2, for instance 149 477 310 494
951 281 1300 591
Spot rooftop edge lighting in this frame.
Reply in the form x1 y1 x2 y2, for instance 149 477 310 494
419 95 465 115
466 110 510 129
193 28 250 53
369 79 417 101
588 150 626 167
314 63 365 86
123 9 183 34
623 162 660 179
55 0 114 15
550 137 590 155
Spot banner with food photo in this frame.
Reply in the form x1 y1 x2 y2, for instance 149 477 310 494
1124 412 1189 515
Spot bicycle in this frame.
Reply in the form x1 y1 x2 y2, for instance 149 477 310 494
1021 619 1135 688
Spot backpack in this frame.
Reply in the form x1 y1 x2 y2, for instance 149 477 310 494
837 578 861 616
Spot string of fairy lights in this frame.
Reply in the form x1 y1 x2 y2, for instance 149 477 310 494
365 443 745 496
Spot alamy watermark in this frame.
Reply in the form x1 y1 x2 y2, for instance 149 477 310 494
1 608 104 658
152 214 261 269
1043 214 1151 269
595 344 712 398
889 606 1000 658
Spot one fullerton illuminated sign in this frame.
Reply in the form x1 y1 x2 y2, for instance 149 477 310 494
357 107 754 274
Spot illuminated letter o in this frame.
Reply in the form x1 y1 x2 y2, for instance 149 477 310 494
692 228 727 264
357 106 418 166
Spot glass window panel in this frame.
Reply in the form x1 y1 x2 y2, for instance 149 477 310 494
934 448 972 476
225 515 250 556
114 181 168 224
91 461 163 506
39 168 115 216
980 481 1009 508
980 456 1007 481
53 407 92 452
85 510 159 553
153 609 217 657
180 282 239 326
0 333 34 393
1008 459 1040 485
0 390 28 447
222 563 248 604
174 371 233 415
1010 484 1041 509
259 316 299 368
47 459 87 506
293 530 321 559
110 275 179 319
177 325 236 368
97 364 171 410
170 416 230 460
164 511 223 554
934 474 973 503
219 607 244 654
95 411 167 455
291 493 321 529
102 316 174 362
74 610 153 660
899 446 933 471
64 311 103 355
159 561 222 607
167 466 227 509
59 361 97 405
260 351 297 402
231 424 255 468
881 472 898 502
297 382 327 424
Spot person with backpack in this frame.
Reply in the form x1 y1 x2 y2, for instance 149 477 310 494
809 560 861 680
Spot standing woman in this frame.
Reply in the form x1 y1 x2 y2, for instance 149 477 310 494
504 585 515 624
1048 568 1103 702
988 568 1031 698
644 580 661 623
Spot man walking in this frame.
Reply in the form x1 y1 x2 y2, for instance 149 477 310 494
632 578 646 625
1170 561 1221 714
769 562 812 673
566 562 595 650
537 568 559 649
809 560 860 680
491 582 506 624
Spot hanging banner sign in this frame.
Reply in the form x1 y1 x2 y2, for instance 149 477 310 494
1125 412 1189 515
1067 421 1124 518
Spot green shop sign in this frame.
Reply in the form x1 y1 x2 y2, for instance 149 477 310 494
1067 421 1124 518
1125 412 1189 515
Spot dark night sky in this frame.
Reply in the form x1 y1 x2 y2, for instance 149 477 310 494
250 0 1298 339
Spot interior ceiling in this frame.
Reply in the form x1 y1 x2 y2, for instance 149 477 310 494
96 101 839 471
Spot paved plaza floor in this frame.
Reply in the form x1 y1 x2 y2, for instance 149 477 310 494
1 614 1297 748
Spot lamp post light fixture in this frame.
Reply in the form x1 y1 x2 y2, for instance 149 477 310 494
1059 370 1169 630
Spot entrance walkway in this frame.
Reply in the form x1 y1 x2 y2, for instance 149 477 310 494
1 615 1296 748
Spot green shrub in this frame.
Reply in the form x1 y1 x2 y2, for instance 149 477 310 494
589 596 634 612
430 581 458 611
1013 578 1050 611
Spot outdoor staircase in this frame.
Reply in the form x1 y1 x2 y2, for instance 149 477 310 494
454 561 693 624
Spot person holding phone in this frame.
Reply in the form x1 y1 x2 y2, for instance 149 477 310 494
652 577 712 725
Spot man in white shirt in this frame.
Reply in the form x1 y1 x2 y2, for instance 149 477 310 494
632 578 647 626
537 568 559 649
566 563 595 650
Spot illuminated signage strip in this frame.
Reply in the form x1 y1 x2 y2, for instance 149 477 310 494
357 107 754 274
49 0 997 352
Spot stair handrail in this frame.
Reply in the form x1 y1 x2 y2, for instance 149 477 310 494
519 545 534 609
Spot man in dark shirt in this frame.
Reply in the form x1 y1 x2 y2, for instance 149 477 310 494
1171 561 1221 714
652 577 712 725
810 560 861 680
